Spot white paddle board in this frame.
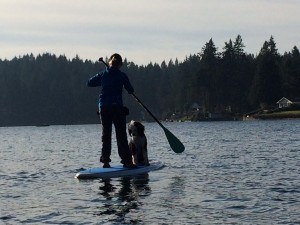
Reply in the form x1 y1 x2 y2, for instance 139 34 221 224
75 160 164 179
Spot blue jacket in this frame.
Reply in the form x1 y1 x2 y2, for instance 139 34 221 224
87 68 134 107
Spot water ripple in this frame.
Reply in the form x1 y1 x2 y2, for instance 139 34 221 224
1 121 300 224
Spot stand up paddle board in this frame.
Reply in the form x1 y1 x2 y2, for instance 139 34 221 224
75 160 164 179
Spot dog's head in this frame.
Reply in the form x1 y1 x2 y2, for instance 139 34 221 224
128 120 145 137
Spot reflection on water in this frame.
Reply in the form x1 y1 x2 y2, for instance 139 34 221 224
95 174 150 224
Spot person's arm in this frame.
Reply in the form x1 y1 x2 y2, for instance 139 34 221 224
122 73 134 94
87 73 102 87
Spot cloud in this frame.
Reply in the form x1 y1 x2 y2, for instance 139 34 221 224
0 0 299 65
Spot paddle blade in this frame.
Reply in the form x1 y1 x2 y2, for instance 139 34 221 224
163 127 185 153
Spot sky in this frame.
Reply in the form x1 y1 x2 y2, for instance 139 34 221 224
1 0 300 65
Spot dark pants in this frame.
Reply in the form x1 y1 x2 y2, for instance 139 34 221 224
100 106 132 165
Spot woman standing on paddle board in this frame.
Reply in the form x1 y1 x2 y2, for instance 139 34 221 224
87 53 136 168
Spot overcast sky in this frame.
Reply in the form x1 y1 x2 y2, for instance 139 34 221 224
1 0 299 65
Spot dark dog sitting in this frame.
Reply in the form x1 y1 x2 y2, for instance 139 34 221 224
128 120 150 166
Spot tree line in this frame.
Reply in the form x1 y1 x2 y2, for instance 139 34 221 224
0 35 300 126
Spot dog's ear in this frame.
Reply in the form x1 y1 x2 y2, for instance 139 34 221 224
128 122 132 136
140 123 145 133
135 122 145 135
128 125 133 136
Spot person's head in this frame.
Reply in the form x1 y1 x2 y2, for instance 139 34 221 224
108 53 123 69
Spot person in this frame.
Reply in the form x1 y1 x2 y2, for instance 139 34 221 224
87 53 136 168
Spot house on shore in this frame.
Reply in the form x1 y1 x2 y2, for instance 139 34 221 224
276 97 293 108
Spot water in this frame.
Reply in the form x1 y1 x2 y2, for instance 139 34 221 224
1 120 300 224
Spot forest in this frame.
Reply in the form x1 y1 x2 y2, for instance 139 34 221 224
0 35 300 126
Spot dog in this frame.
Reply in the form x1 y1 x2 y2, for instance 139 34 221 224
128 120 150 166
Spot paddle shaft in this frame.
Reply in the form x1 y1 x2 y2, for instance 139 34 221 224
131 93 165 128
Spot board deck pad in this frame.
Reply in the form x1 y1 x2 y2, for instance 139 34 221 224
75 160 164 179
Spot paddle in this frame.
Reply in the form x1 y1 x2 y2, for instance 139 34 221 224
131 93 185 153
98 57 185 153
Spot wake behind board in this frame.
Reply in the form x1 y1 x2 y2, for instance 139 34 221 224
75 160 163 179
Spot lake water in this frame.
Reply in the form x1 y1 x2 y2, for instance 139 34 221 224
1 120 300 224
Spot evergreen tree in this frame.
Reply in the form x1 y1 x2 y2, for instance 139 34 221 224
197 38 219 112
250 36 282 107
282 46 300 99
233 34 245 56
220 35 254 113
